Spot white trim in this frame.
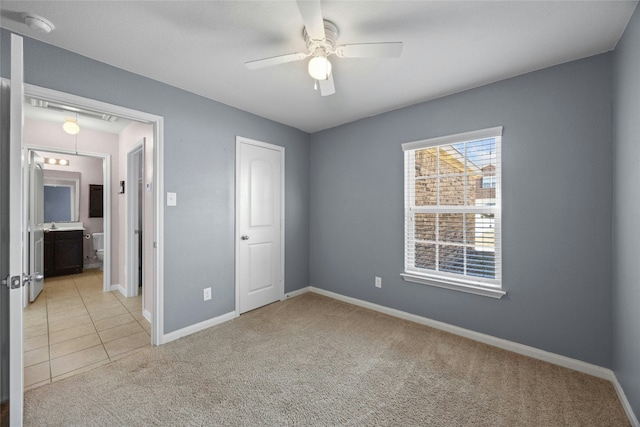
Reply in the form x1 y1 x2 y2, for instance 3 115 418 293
284 286 311 299
401 126 503 151
401 272 506 299
110 283 125 295
305 286 611 379
126 141 144 298
281 147 285 304
162 311 237 344
153 118 165 346
104 156 114 293
23 84 163 124
143 308 152 323
403 129 503 293
611 375 640 427
235 136 285 315
23 83 165 347
235 141 240 316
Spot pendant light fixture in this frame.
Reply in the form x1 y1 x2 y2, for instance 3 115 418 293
63 117 80 135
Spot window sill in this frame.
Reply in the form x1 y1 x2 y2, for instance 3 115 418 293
400 272 506 299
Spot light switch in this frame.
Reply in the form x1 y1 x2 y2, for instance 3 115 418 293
167 192 177 206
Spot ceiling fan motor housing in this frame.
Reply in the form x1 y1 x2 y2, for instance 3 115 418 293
303 20 339 57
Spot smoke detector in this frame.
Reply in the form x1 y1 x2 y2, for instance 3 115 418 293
21 13 55 34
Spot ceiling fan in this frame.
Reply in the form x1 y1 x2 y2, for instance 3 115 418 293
245 0 403 96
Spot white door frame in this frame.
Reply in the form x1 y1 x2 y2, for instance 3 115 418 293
25 145 112 293
22 83 165 347
234 136 285 316
126 141 144 298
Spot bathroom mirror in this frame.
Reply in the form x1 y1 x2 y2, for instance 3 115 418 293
43 170 80 223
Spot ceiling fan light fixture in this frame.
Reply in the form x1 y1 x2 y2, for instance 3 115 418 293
308 56 332 81
63 118 80 135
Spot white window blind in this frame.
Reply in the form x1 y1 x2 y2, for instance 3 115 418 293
402 127 503 297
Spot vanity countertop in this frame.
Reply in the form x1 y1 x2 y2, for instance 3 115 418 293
43 222 85 232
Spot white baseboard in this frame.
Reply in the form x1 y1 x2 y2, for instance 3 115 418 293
84 262 101 270
284 286 311 300
143 309 152 323
110 284 125 295
161 311 237 344
611 375 640 427
299 286 638 426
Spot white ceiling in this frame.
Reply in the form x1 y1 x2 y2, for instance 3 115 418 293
1 1 637 133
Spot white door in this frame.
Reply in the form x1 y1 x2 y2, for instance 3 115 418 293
29 151 45 302
8 33 25 427
236 137 284 314
127 142 144 298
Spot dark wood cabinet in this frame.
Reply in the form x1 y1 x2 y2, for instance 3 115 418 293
43 234 54 277
89 184 103 218
44 230 84 277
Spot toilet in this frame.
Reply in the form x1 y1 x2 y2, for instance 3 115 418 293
92 232 104 270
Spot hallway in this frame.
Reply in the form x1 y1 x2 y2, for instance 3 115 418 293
23 269 151 390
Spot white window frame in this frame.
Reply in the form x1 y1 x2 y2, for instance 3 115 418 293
401 127 505 299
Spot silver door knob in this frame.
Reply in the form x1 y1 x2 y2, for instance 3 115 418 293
24 272 44 283
241 235 250 240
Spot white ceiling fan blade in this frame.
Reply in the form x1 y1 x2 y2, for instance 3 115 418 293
297 0 325 40
245 52 308 70
335 42 404 58
318 73 335 97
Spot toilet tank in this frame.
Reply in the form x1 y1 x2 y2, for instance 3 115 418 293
92 232 104 250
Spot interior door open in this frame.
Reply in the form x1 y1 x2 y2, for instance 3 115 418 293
7 33 25 427
29 151 45 302
126 141 144 298
236 137 284 314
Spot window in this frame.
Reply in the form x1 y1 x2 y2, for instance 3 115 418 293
481 176 496 189
401 127 504 298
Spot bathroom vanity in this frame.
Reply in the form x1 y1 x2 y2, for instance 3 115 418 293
44 225 84 277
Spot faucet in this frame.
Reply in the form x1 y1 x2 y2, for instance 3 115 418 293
50 222 57 230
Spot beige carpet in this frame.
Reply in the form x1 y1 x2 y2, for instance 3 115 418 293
24 293 629 426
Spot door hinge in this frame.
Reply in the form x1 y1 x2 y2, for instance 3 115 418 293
2 275 22 289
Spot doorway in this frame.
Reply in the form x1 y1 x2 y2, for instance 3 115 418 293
21 83 164 344
18 84 164 392
25 148 110 291
6 44 165 418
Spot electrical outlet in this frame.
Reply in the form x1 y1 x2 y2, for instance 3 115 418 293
375 276 382 288
203 287 211 301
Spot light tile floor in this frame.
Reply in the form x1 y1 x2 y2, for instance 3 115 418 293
23 269 151 390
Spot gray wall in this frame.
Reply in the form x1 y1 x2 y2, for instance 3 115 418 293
613 5 640 419
309 54 613 367
1 29 311 334
5 20 639 417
